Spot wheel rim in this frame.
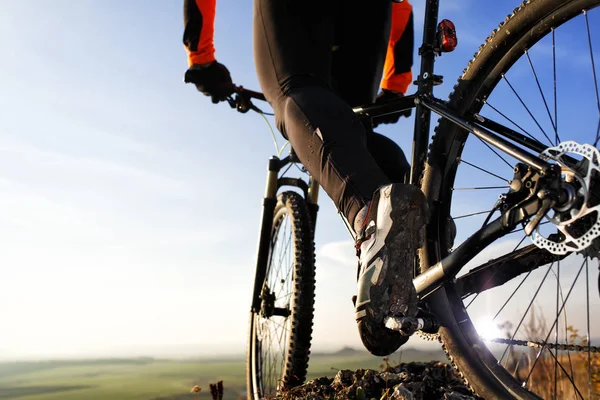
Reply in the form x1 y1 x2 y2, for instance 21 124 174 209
434 3 600 398
255 208 295 397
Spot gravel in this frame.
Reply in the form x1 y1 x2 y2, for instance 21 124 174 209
268 361 481 400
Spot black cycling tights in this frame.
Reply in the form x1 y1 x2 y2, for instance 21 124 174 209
254 0 409 225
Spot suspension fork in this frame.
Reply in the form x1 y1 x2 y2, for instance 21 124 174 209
307 176 320 231
250 157 280 313
250 152 320 312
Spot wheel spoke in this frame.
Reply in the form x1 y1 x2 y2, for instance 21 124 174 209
458 244 559 299
476 135 515 169
271 219 288 289
525 50 559 142
584 11 600 146
502 74 554 146
277 221 291 271
507 220 551 236
550 263 577 395
554 260 559 399
552 28 559 145
453 210 494 220
266 329 273 392
585 258 592 400
524 259 587 387
275 234 292 287
466 236 527 309
545 348 585 400
492 269 533 321
276 264 293 302
485 101 543 146
459 159 509 182
262 212 292 395
499 262 554 364
452 186 510 191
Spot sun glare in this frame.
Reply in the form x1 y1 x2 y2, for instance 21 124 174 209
475 316 503 341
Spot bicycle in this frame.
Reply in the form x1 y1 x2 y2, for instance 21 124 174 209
205 1 600 398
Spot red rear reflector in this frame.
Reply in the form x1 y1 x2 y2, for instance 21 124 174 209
439 19 457 52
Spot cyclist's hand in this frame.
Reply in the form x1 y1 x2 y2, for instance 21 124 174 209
184 61 234 104
372 89 412 128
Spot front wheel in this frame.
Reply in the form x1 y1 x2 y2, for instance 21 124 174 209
422 0 600 399
246 191 315 400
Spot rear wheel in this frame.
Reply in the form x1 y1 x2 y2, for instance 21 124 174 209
422 0 600 398
246 191 315 400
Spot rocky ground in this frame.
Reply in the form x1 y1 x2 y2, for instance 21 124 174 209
270 361 481 400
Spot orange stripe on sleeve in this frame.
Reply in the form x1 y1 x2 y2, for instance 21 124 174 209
381 1 413 94
187 0 217 66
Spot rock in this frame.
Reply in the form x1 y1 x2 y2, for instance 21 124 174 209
332 370 355 389
379 372 407 387
388 383 413 400
443 391 477 400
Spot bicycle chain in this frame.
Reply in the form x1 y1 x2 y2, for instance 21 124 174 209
417 331 600 353
485 337 600 353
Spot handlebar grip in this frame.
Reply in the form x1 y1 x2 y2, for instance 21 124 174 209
232 85 266 102
244 89 266 102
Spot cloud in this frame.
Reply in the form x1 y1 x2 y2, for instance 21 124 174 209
317 240 355 266
0 137 196 198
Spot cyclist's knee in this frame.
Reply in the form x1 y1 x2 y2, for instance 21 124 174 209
280 74 330 97
273 78 333 135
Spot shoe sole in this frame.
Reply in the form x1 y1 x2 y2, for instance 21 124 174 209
356 184 428 356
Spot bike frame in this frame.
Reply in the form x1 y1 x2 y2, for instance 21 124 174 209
250 0 555 313
353 0 556 299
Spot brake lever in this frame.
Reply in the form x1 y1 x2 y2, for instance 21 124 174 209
226 96 236 109
227 93 250 113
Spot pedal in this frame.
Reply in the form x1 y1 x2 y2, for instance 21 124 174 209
384 309 439 336
417 308 440 334
384 316 420 336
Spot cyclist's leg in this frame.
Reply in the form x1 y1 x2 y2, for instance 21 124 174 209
253 0 390 226
366 130 410 184
330 5 412 185
328 0 426 356
254 0 427 357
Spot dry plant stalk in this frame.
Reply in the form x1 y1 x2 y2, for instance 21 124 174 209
501 305 599 399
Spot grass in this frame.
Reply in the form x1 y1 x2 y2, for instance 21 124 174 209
502 307 600 399
0 358 246 400
0 349 444 400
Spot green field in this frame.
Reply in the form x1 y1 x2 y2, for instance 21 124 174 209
0 348 445 400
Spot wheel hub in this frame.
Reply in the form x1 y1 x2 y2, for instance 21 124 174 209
260 286 276 318
530 141 600 256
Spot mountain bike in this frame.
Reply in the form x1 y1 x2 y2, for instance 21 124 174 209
217 1 600 399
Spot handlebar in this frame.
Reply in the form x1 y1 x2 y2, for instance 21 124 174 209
233 85 266 102
228 85 268 114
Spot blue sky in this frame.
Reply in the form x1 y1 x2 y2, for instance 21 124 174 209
0 1 597 361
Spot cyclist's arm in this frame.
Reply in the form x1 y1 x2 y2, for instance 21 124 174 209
183 0 217 66
381 0 414 94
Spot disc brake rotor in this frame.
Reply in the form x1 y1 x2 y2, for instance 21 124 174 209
530 141 600 255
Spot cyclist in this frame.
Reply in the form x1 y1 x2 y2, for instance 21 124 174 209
183 0 427 357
